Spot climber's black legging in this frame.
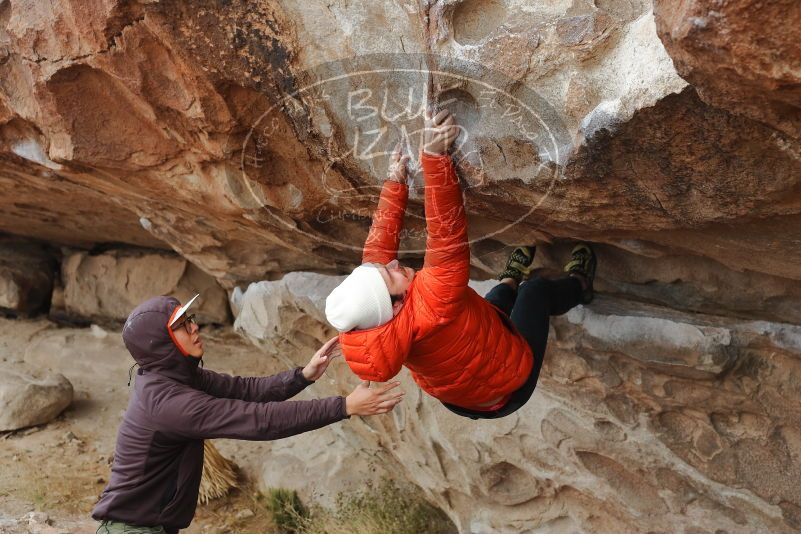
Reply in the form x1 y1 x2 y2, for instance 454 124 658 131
442 275 583 419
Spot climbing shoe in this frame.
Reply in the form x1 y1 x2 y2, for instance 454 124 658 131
564 243 596 304
498 246 536 283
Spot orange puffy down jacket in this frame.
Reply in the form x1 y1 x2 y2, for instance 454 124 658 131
339 153 533 410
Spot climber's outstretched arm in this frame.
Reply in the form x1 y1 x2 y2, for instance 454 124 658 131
417 110 470 311
362 148 410 264
419 152 470 305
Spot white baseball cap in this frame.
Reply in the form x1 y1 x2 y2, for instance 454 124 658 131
168 293 200 328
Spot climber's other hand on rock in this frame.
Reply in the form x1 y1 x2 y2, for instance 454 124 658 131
302 336 341 381
345 381 404 416
387 144 410 184
423 108 460 155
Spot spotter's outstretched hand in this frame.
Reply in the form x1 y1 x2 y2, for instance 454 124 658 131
345 381 404 416
302 336 341 381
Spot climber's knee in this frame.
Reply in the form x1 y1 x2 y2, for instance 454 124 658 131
518 276 549 299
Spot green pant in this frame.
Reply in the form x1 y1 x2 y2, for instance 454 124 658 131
96 520 167 533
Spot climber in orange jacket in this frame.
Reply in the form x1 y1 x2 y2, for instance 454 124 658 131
325 109 597 419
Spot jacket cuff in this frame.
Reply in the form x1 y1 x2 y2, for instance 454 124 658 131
293 366 314 386
337 396 350 419
421 152 451 162
383 180 408 193
420 153 456 182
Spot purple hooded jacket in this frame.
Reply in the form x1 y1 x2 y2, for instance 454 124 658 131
92 296 348 532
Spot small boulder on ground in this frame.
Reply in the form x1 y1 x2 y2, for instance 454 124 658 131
0 368 73 431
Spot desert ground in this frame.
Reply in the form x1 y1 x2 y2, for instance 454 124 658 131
0 317 303 533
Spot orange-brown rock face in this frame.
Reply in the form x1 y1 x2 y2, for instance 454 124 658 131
654 0 801 138
0 1 798 290
1 0 801 531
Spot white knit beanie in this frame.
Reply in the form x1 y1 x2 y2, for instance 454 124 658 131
325 263 393 332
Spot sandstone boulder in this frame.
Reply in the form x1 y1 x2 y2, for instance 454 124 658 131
0 0 775 288
236 272 801 533
0 1 796 335
59 248 231 324
0 368 73 431
233 273 392 506
0 1 799 532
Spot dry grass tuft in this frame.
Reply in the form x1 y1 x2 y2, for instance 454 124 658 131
199 441 238 504
260 479 457 534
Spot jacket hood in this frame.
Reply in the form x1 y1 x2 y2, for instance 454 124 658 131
122 296 200 384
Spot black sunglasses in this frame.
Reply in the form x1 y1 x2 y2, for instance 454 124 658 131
171 314 197 333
